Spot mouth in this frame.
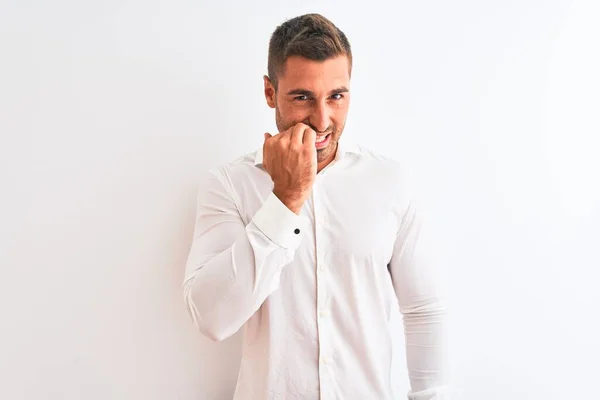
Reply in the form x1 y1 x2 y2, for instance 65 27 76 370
315 133 331 149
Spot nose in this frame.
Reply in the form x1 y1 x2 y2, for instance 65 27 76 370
309 101 331 133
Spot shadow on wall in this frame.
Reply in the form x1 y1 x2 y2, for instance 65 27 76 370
171 83 251 400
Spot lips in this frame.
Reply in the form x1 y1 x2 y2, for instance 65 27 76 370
315 133 331 149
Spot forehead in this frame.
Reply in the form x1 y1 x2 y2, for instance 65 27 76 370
279 55 350 91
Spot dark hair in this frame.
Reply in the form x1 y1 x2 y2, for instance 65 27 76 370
267 13 352 90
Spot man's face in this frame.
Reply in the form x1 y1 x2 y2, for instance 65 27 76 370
264 55 351 166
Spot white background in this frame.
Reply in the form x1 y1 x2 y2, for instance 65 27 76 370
1 0 599 399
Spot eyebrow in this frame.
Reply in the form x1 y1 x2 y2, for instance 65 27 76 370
286 86 349 96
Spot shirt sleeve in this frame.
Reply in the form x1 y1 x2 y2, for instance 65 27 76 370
182 167 309 342
387 165 450 399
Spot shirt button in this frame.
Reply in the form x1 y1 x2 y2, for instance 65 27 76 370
321 356 332 364
319 310 330 318
318 264 325 272
294 228 300 234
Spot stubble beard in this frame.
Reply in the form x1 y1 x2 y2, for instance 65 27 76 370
274 106 342 163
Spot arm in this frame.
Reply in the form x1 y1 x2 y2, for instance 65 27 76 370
388 172 450 400
182 167 308 342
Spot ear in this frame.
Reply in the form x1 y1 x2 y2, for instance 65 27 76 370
263 75 276 109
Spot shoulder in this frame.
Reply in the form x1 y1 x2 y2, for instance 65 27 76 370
203 148 261 182
346 143 421 215
195 148 268 205
351 143 414 184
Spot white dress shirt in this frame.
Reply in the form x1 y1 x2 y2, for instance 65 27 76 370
183 138 449 400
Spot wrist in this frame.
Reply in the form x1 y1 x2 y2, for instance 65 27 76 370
273 188 304 214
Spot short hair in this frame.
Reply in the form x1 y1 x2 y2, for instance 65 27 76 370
267 13 352 90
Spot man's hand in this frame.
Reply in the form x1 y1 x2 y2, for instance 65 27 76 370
262 123 317 214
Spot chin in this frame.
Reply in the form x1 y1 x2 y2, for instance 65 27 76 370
316 146 331 161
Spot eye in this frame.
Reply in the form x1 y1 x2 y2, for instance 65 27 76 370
294 95 309 101
331 93 344 100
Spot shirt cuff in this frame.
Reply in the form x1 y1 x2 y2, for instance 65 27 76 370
251 191 308 249
407 386 450 400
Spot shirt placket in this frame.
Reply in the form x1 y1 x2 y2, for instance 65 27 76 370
313 174 333 400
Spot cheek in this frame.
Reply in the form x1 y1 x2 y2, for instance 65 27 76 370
282 105 310 122
332 108 348 130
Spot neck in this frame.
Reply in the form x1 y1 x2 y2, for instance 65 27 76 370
316 143 338 173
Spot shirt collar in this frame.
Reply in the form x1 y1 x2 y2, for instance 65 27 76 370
254 137 361 166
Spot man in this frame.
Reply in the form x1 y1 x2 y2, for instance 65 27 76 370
183 13 449 400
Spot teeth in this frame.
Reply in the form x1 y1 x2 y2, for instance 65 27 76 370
316 134 328 143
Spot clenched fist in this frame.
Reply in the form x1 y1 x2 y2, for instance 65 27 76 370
262 123 317 214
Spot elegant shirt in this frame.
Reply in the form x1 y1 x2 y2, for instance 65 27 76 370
183 138 449 400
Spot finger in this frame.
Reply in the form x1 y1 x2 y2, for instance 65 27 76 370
290 123 308 146
302 126 316 146
262 134 270 169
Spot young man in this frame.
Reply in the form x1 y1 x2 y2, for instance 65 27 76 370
183 13 449 400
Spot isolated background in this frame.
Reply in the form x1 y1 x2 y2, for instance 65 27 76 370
1 0 599 399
